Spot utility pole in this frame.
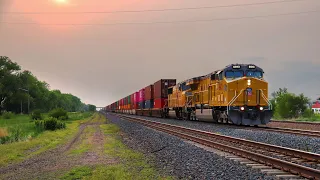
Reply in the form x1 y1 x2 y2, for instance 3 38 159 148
19 88 29 114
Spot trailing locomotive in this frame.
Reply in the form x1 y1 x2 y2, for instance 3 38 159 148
104 64 273 126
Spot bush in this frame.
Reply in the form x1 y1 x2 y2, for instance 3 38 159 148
2 111 14 119
31 109 42 120
35 117 66 131
303 108 313 118
49 108 69 120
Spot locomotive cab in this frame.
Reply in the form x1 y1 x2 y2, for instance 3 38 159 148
223 64 273 125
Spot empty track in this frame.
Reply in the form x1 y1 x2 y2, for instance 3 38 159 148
114 114 320 179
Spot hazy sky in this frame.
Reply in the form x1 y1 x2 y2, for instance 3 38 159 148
0 0 319 107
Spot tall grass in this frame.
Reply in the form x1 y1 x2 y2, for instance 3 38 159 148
0 112 93 145
0 128 8 138
68 112 93 121
297 114 320 122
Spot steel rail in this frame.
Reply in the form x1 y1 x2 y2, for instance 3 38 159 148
115 114 320 179
253 126 320 138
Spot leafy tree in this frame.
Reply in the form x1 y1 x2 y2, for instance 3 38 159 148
88 104 96 112
0 56 92 114
271 88 311 119
0 56 21 113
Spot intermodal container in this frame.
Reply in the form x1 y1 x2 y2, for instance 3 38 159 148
128 95 131 105
138 101 145 109
133 92 139 109
133 92 139 103
144 99 154 109
154 79 177 99
144 85 154 100
131 94 134 106
154 98 167 109
138 88 145 102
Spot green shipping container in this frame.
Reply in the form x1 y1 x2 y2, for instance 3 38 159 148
128 95 131 104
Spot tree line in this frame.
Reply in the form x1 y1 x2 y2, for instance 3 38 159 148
0 56 96 114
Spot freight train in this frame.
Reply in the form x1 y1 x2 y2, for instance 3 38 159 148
104 64 273 126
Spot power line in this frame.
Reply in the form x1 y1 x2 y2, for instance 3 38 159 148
1 0 312 14
1 10 319 26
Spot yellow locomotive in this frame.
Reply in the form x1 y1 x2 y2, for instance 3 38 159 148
166 64 272 126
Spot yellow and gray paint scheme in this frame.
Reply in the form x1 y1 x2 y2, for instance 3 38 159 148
167 64 272 126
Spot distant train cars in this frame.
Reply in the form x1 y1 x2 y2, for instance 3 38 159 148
104 64 273 126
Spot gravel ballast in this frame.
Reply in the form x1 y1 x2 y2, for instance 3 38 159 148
126 114 320 154
105 113 276 180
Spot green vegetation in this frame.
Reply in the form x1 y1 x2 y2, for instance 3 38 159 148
68 112 93 121
0 56 95 114
62 164 173 180
61 166 93 180
31 109 43 120
88 104 97 112
0 113 93 166
0 114 41 144
0 56 96 145
35 118 66 131
49 108 69 120
270 88 320 122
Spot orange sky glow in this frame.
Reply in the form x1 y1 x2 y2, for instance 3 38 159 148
5 0 160 31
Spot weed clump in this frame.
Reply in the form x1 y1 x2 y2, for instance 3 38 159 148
2 112 14 119
31 109 42 120
49 108 69 120
35 117 66 131
0 126 31 144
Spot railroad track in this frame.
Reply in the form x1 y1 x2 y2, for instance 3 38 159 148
250 126 320 138
114 113 320 180
113 113 320 138
271 120 320 125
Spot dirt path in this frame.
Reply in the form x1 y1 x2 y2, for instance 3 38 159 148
0 114 117 180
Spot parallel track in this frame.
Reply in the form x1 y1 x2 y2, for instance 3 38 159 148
114 113 320 180
249 126 320 138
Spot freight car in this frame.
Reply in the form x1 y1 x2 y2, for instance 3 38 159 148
104 64 273 126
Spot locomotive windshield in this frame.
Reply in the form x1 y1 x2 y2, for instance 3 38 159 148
246 71 263 78
225 71 244 79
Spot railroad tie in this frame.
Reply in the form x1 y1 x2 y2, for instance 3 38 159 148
274 174 302 179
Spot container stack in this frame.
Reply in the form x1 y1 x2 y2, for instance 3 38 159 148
144 85 154 109
133 92 139 109
153 79 177 109
138 88 145 109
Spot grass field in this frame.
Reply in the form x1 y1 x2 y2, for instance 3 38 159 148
0 112 94 143
0 112 94 166
273 114 320 122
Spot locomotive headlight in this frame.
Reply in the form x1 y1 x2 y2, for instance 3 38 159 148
247 79 251 86
259 107 264 111
240 107 245 111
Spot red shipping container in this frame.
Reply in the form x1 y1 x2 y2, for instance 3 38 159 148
124 97 127 105
154 98 167 109
144 85 154 100
154 79 177 99
131 93 135 106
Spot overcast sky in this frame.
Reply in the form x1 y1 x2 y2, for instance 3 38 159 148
0 0 319 107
